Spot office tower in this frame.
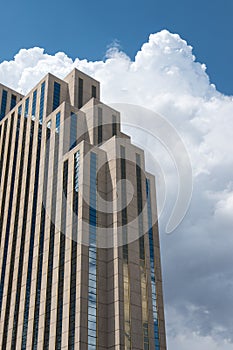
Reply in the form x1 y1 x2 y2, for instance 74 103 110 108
0 68 166 349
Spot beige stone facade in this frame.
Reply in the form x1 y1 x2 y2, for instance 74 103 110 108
0 69 166 349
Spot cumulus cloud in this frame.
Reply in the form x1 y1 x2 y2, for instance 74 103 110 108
1 29 232 349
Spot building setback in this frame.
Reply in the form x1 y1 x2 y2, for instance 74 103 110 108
0 69 166 350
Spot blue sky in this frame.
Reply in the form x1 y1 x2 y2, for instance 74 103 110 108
1 0 233 95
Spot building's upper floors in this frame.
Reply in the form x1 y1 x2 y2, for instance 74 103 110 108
0 84 23 121
0 69 122 148
0 68 100 119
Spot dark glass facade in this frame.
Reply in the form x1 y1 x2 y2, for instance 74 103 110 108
53 82 61 111
0 90 7 120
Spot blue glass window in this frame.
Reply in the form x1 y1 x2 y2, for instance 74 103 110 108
39 81 45 123
0 90 8 120
10 94 17 109
32 90 37 119
68 151 80 349
74 151 80 193
146 178 160 349
0 120 8 186
18 105 22 116
56 112 60 133
53 82 60 110
70 112 77 150
24 97 29 118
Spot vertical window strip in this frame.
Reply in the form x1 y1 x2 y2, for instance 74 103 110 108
43 123 60 349
10 94 17 109
78 78 83 109
112 115 117 136
56 111 61 133
0 114 19 314
32 90 37 119
21 119 44 348
0 117 13 248
136 154 149 350
31 124 50 350
92 85 97 98
146 179 160 350
88 152 97 350
70 112 77 150
55 160 69 350
0 90 7 120
18 105 22 116
11 118 35 350
120 146 131 349
39 81 46 123
24 97 29 118
0 120 8 190
53 82 61 110
97 107 102 144
68 150 80 350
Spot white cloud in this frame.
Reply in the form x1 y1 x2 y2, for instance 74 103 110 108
167 306 233 350
1 29 232 349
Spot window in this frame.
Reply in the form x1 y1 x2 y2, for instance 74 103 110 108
97 107 102 144
53 81 61 110
10 94 17 109
39 81 46 123
0 120 8 185
92 85 97 98
68 151 80 349
18 105 22 116
70 112 77 150
0 90 8 120
78 78 83 109
120 146 131 349
146 178 160 350
112 115 117 136
136 155 150 350
56 112 60 133
24 97 29 118
32 90 37 119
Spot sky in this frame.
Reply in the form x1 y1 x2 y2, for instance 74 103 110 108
1 0 233 95
1 1 233 350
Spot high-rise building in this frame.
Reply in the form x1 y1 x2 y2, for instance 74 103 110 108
0 69 166 349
